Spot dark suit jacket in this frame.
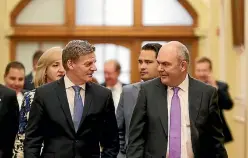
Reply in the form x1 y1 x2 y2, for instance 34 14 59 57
24 77 119 158
217 81 233 143
0 84 19 158
127 77 227 158
24 72 35 90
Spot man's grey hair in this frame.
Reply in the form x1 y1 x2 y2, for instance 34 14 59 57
177 44 190 64
62 40 95 70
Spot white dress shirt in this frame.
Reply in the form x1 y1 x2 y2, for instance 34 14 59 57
64 75 85 120
166 75 193 158
17 92 24 110
107 81 122 112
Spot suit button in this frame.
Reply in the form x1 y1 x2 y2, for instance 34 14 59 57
75 140 78 143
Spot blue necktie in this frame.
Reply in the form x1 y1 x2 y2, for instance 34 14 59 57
72 86 84 131
169 87 181 158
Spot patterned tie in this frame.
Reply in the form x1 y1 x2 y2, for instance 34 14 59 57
169 87 181 158
72 86 84 131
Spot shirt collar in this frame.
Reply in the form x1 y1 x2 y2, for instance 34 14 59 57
64 75 86 90
17 92 23 97
107 81 122 90
168 75 189 92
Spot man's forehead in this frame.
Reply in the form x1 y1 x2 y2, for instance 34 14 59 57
9 67 24 71
8 68 24 74
139 50 156 58
80 55 95 62
158 52 176 59
85 57 95 62
140 49 156 54
7 74 24 78
196 62 211 69
138 57 156 60
104 62 116 68
104 65 116 72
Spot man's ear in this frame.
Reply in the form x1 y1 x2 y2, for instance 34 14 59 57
180 61 187 72
67 60 74 70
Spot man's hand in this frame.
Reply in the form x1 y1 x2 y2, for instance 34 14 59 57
207 74 218 89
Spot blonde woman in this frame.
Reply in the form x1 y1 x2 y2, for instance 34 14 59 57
13 47 65 158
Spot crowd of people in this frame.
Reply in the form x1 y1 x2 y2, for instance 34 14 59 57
0 40 233 158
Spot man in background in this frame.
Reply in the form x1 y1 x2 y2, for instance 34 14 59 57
116 43 162 158
0 84 19 158
195 56 233 143
4 61 25 109
24 50 43 90
102 60 126 111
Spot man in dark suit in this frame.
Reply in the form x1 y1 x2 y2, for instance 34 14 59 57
101 60 126 112
195 57 233 143
127 41 227 158
24 40 119 158
24 50 43 90
0 84 19 158
116 43 162 158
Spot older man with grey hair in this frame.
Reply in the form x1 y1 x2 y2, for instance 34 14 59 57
24 40 119 158
127 41 227 158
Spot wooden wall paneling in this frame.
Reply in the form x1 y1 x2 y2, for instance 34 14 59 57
73 26 195 37
231 0 244 46
88 39 132 48
65 0 75 28
131 39 141 83
9 40 16 61
134 0 142 27
190 39 198 77
11 26 195 38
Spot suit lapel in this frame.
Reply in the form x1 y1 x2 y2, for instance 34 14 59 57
188 77 202 125
55 78 75 132
78 82 93 130
131 83 141 104
188 76 203 153
156 79 168 136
